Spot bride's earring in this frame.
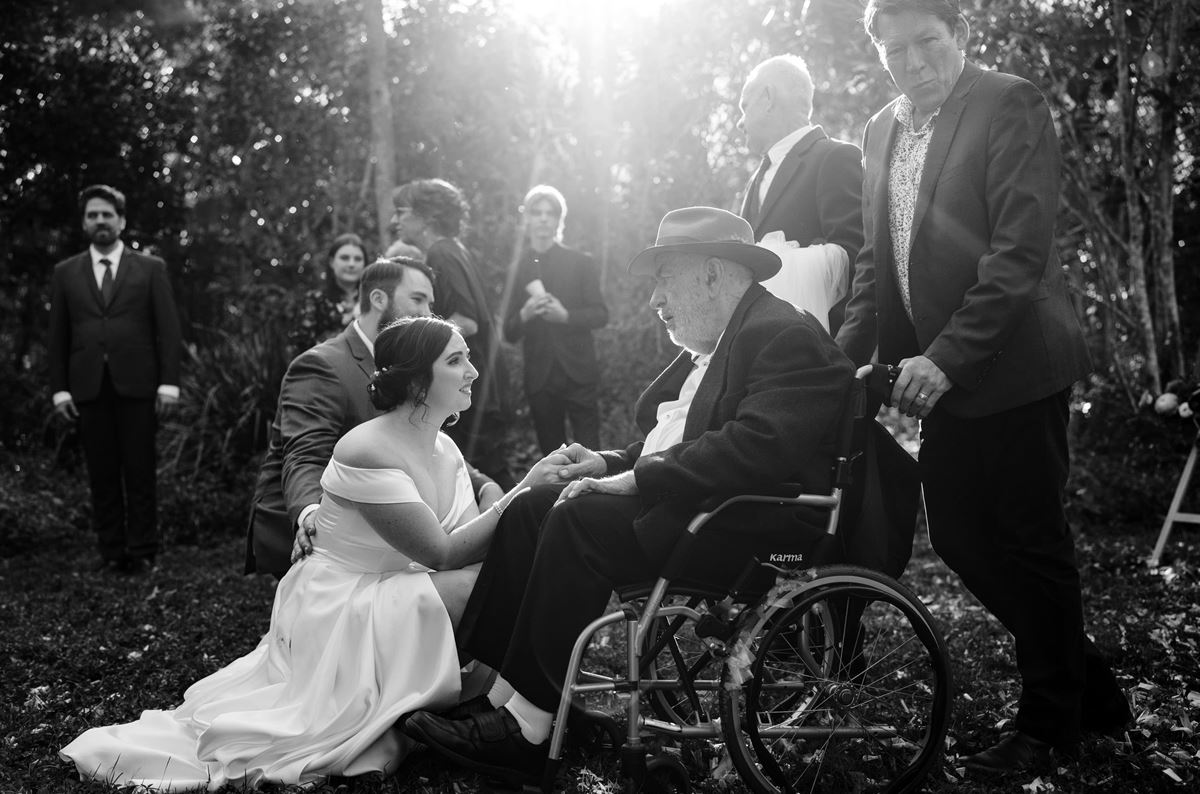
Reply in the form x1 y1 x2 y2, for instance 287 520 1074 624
444 412 460 428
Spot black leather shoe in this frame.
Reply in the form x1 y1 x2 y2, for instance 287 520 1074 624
403 707 548 786
441 694 493 721
124 556 157 576
964 731 1055 777
396 694 492 730
90 557 126 574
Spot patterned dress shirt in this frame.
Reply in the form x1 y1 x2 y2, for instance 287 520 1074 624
887 95 939 321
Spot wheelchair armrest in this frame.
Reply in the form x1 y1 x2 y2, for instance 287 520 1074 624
687 487 838 536
696 483 803 511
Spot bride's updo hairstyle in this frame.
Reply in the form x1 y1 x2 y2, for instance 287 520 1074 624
368 316 458 412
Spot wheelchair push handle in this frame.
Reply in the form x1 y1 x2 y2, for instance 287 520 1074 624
855 363 902 409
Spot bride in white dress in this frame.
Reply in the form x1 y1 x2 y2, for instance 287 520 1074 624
61 316 567 791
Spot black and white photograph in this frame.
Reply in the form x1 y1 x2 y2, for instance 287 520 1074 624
2 0 1197 792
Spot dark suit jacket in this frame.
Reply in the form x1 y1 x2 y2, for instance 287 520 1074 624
740 126 864 266
245 325 375 575
597 284 854 564
244 323 497 576
837 63 1091 418
48 248 182 401
502 242 608 391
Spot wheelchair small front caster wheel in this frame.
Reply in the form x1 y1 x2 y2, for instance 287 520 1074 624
644 754 690 794
566 708 622 752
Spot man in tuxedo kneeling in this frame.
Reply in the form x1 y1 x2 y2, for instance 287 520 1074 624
402 206 854 786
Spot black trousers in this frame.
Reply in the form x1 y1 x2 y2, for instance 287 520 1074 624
457 486 654 711
526 365 600 454
457 484 784 712
76 370 159 561
920 391 1119 747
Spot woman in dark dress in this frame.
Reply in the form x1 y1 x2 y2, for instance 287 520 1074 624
292 233 369 352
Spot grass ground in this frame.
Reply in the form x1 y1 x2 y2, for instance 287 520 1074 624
2 473 1198 794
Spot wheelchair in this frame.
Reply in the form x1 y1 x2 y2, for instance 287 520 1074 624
540 364 952 793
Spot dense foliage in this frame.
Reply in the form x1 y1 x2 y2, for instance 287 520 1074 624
3 0 1198 470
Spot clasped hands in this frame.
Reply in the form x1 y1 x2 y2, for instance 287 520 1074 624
523 443 638 503
519 293 569 324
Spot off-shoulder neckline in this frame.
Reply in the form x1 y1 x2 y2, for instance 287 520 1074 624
328 459 415 474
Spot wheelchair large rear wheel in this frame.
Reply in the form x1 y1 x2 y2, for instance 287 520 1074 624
719 565 951 794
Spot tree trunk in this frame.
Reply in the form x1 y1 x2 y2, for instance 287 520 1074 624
1112 0 1161 391
1153 0 1185 379
364 0 396 252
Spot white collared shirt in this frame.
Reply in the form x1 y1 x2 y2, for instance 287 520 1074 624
639 351 713 458
90 241 124 289
759 123 816 207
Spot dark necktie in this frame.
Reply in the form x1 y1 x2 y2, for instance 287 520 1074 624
100 258 114 306
746 153 771 223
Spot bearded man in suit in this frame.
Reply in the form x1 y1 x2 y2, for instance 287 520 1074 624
403 207 853 786
737 54 863 333
835 0 1129 774
244 257 501 578
49 184 183 574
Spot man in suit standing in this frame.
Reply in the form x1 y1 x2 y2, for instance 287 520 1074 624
403 207 853 786
49 184 183 574
503 185 608 453
737 54 863 333
244 257 503 578
836 0 1128 774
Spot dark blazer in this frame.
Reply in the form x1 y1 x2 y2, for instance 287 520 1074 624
837 63 1091 418
502 242 608 391
244 323 497 576
245 324 376 575
48 249 182 401
740 126 864 267
597 284 854 563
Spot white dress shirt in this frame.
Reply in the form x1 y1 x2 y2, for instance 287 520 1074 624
90 241 124 288
640 351 713 458
351 318 374 357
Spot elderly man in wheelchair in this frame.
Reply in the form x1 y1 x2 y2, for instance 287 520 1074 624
404 206 950 794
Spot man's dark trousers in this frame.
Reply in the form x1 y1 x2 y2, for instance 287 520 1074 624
527 364 600 453
456 485 797 711
77 368 159 562
920 390 1119 748
456 486 656 710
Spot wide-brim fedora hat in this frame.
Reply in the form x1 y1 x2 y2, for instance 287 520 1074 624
627 206 781 281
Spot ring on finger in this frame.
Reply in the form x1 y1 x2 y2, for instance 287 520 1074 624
917 392 929 400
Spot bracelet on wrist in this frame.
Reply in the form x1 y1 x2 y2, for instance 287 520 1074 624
492 500 505 518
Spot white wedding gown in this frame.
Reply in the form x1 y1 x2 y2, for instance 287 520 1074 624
62 442 481 791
